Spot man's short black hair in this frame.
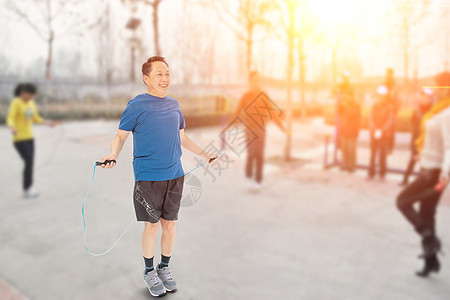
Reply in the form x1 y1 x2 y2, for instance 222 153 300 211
20 83 37 95
142 56 169 76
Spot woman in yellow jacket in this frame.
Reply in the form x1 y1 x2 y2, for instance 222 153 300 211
7 83 59 198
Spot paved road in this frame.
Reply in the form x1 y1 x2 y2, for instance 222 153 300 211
0 120 449 300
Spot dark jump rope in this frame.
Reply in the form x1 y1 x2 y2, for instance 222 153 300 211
82 156 218 256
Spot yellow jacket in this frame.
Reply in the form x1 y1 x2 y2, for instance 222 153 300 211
6 97 44 142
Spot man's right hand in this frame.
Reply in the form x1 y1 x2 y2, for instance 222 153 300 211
10 127 17 135
100 154 117 169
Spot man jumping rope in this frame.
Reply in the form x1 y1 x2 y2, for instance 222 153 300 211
100 56 217 297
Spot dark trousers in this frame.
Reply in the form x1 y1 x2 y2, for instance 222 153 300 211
340 137 357 171
368 135 387 177
245 130 266 183
396 168 442 235
13 139 34 190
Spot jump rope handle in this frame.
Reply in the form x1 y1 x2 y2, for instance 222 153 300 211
208 155 219 163
95 159 117 166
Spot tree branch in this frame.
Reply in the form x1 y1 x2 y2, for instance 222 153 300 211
6 0 47 41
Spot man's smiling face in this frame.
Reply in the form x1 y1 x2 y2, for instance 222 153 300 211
144 61 170 97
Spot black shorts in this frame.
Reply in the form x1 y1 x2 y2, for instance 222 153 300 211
133 175 185 223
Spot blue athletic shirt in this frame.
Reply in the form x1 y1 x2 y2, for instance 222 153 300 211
118 93 186 181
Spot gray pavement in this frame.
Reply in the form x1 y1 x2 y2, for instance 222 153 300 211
1 120 450 300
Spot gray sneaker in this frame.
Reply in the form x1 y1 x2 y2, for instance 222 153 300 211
157 266 178 292
143 269 166 297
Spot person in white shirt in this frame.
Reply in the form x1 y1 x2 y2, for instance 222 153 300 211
396 72 450 278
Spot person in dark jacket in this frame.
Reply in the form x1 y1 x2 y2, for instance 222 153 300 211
231 71 286 190
335 71 355 168
367 85 395 180
335 71 354 101
400 88 434 185
339 94 361 172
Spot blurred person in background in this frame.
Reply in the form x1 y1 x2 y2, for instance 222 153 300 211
7 83 60 198
338 95 361 172
99 56 217 297
231 71 286 190
384 68 400 154
396 72 450 277
333 71 355 170
367 85 395 181
337 72 360 172
335 71 355 101
400 88 434 186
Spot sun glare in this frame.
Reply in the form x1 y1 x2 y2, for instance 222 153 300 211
309 0 365 24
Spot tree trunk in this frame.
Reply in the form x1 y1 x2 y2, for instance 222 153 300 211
153 0 162 55
246 23 253 72
298 37 306 119
403 16 409 84
332 46 337 87
44 0 53 113
284 1 295 162
130 45 136 81
46 34 53 82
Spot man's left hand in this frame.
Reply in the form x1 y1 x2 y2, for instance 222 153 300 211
201 152 218 164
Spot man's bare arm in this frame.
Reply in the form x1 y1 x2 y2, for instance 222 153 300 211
180 129 217 163
101 129 131 169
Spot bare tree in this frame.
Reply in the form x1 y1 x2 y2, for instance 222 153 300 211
171 1 219 86
391 0 430 83
122 0 164 56
267 0 319 159
91 0 117 84
284 0 295 162
6 0 93 112
314 23 363 87
295 2 318 119
0 17 10 76
266 0 298 161
441 6 450 71
200 0 273 72
6 0 90 82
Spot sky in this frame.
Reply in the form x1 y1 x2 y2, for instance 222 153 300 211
0 0 449 84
